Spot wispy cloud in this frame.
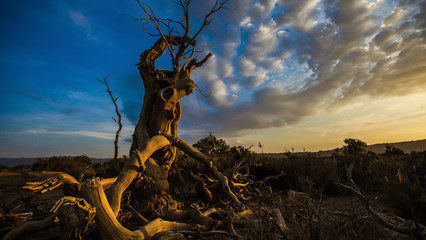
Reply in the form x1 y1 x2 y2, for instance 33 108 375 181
20 128 115 140
23 92 53 102
68 9 97 40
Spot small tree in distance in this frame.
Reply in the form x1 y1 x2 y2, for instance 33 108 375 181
343 138 367 155
96 73 123 160
192 133 230 155
385 144 405 155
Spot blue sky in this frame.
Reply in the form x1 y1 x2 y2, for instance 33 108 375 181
1 0 425 158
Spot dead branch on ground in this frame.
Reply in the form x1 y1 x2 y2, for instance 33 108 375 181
339 162 425 239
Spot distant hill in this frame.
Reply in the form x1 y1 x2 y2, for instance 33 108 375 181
367 139 426 153
0 158 38 167
0 157 111 167
261 139 426 158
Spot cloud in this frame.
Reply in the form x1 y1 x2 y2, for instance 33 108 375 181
177 0 426 141
23 92 53 102
16 128 115 140
68 9 97 40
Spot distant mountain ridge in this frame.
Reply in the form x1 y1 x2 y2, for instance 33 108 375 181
367 139 426 153
0 157 111 167
261 139 426 158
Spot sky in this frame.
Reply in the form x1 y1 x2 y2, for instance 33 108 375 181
0 0 425 158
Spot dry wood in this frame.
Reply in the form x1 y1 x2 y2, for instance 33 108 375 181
2 214 58 240
53 197 96 240
0 212 33 223
23 173 81 194
339 162 425 238
271 208 290 237
166 202 220 229
96 73 123 160
82 178 194 240
107 135 171 216
23 173 116 195
159 132 244 209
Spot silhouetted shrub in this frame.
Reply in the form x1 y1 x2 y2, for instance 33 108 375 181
93 156 128 178
12 164 32 172
192 133 231 156
32 155 93 178
385 144 405 155
255 154 340 197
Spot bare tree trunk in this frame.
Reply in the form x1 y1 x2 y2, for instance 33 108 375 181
128 36 210 193
97 73 123 160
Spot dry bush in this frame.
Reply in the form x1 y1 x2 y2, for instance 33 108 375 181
32 155 93 178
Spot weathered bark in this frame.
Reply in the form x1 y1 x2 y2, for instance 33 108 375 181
23 173 116 195
82 178 195 240
23 173 81 194
130 36 210 176
52 196 96 240
107 135 171 216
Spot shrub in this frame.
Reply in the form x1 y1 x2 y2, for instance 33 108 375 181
32 155 93 178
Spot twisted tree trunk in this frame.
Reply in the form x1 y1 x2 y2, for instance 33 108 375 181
127 36 210 194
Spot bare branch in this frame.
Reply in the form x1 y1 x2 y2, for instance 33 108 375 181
136 0 225 73
136 0 177 70
187 0 227 48
159 132 245 210
339 162 424 237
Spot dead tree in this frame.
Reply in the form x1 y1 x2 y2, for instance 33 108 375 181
97 73 123 160
4 1 259 239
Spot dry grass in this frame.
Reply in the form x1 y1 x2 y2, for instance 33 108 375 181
0 150 424 239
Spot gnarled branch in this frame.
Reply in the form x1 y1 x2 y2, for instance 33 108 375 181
159 132 245 209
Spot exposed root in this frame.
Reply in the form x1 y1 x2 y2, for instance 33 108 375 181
160 132 245 209
166 202 221 229
82 178 196 240
127 204 149 225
